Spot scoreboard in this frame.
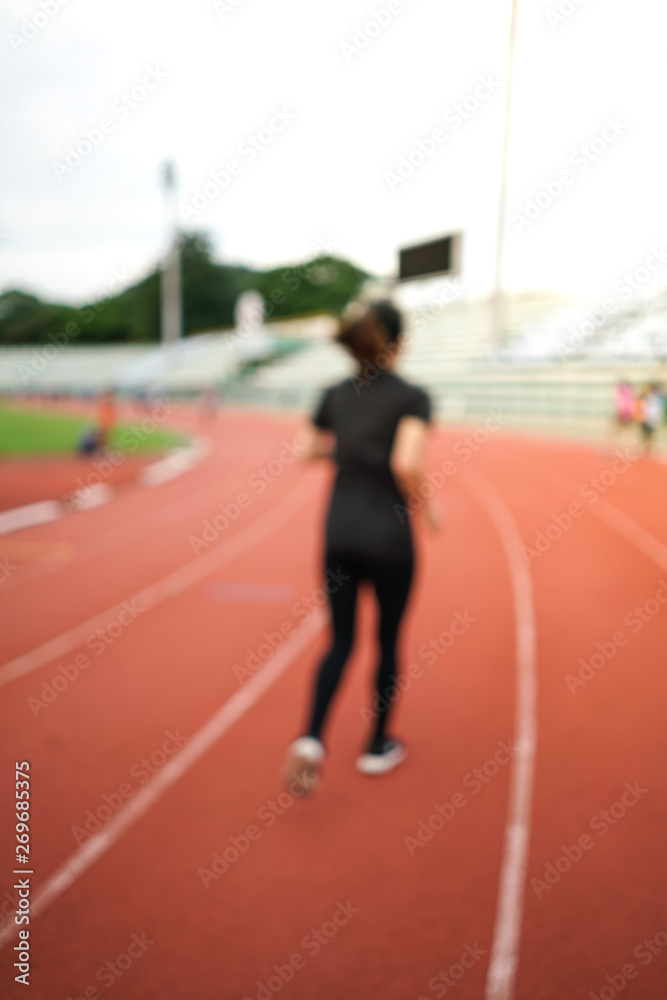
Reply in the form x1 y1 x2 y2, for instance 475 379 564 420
398 234 461 281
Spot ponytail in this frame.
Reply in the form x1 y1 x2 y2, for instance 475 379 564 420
336 313 389 366
335 301 403 367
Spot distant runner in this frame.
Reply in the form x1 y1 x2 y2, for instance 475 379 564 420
636 382 664 457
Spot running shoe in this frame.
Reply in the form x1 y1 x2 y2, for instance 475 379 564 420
356 738 407 776
281 736 325 793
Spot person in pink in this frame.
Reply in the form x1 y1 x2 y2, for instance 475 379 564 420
615 380 635 427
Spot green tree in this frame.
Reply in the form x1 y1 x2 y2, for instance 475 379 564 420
0 233 370 345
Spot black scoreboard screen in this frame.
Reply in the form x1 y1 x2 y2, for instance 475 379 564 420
398 234 460 281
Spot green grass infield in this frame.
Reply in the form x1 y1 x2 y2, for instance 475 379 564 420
0 405 188 457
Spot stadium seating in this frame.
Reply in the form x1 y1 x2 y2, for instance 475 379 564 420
2 289 666 437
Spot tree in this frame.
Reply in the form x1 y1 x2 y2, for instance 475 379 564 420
0 233 370 345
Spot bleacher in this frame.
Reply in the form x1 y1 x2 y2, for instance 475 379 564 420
226 293 568 406
0 345 151 396
499 290 667 364
3 287 666 438
0 328 287 398
223 288 667 436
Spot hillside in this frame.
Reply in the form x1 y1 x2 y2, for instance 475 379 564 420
0 233 369 345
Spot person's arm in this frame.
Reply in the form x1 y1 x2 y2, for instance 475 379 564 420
299 423 335 461
390 416 441 530
301 386 336 461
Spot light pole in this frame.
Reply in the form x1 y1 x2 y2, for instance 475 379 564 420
491 0 520 347
160 161 182 344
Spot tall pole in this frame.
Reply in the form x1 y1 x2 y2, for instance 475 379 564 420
161 161 182 344
491 0 520 347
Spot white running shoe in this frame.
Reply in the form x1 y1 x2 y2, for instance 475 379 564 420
356 738 407 776
281 736 325 793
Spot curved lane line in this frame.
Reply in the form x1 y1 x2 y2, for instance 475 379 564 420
463 469 538 1000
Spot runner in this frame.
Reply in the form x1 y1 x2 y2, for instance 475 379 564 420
198 384 219 424
97 388 116 449
636 382 664 457
613 379 635 440
282 301 440 792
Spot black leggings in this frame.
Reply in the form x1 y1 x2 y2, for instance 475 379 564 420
306 549 414 745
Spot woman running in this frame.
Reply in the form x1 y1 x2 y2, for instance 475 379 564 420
282 301 439 792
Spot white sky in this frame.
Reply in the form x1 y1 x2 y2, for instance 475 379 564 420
1 0 667 306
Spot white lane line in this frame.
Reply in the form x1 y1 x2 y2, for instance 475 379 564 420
0 474 315 689
0 462 254 596
0 607 327 952
552 472 667 574
0 436 209 539
588 500 667 571
0 500 62 536
139 435 211 487
463 470 538 1000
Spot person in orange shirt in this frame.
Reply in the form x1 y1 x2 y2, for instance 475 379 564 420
97 389 116 449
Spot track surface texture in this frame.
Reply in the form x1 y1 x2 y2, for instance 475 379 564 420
1 407 665 1000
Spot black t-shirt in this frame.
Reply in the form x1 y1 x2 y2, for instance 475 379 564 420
313 370 431 557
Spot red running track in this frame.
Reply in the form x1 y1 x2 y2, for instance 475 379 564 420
1 409 666 1000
